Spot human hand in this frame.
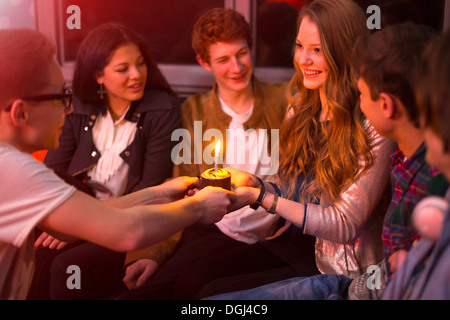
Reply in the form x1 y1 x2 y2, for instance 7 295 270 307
123 259 158 290
388 249 409 279
224 167 258 189
226 187 259 212
160 176 199 202
34 232 69 250
413 196 447 241
193 186 236 224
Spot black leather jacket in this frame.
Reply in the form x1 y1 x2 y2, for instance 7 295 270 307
44 89 181 194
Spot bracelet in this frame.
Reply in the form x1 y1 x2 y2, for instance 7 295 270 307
268 182 282 197
267 193 279 214
250 177 266 210
300 204 307 231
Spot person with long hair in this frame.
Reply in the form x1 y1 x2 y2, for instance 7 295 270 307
122 0 396 300
266 0 394 277
47 22 179 198
207 22 446 301
29 23 183 299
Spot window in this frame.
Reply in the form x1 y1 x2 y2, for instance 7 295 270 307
60 0 224 64
35 0 449 97
37 0 228 96
255 0 303 68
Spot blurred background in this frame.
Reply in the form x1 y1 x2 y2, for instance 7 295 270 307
1 0 449 97
0 0 35 29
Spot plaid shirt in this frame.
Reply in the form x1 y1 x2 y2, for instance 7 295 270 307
382 143 448 276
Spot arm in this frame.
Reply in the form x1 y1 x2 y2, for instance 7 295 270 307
230 132 396 244
122 230 183 289
38 184 235 252
121 176 190 263
104 176 197 208
124 230 183 267
301 131 395 243
36 176 195 247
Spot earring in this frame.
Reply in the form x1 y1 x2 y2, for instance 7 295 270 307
97 83 105 100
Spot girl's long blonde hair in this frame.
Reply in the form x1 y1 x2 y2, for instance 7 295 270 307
279 0 373 204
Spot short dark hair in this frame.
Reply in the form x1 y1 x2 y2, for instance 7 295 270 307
353 22 435 127
0 29 56 108
73 23 175 108
415 30 450 150
192 8 253 64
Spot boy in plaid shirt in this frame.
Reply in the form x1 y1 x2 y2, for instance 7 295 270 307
350 22 448 298
383 28 450 300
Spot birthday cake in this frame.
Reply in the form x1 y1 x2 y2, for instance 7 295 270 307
199 168 231 191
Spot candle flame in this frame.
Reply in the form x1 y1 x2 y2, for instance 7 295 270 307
215 140 221 156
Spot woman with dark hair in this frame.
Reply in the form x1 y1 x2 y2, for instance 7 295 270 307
72 23 176 108
47 22 179 195
29 23 182 299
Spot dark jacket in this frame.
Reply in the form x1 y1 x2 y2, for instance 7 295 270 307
44 89 181 194
383 189 450 300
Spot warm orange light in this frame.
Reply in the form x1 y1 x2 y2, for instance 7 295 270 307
200 140 231 189
215 140 221 156
214 140 220 172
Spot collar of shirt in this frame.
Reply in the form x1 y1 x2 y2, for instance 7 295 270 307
390 143 427 193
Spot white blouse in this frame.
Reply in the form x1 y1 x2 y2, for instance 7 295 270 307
87 106 137 200
215 97 279 244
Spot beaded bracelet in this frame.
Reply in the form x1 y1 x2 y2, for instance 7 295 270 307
267 192 279 214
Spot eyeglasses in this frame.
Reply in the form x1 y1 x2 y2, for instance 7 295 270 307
3 88 73 113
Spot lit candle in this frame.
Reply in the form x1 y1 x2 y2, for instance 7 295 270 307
199 139 231 190
214 140 221 172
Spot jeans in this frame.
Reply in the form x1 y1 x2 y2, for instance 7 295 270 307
204 274 352 300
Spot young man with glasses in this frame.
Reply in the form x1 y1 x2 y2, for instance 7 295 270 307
0 28 238 300
3 88 73 113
